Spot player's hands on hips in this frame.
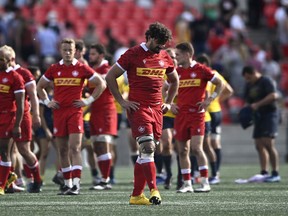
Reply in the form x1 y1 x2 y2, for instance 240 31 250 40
73 99 87 108
120 100 140 113
170 104 179 115
47 100 60 109
197 98 212 112
161 103 171 114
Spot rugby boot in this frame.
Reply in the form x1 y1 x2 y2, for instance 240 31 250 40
129 193 151 205
149 189 161 205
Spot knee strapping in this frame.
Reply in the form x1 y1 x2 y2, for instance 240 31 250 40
139 143 155 154
141 152 154 160
136 134 154 145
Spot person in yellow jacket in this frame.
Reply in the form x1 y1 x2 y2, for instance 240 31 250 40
196 54 234 184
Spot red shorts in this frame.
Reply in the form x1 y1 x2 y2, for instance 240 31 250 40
90 108 117 136
53 107 83 137
127 105 163 140
14 111 32 142
174 111 205 141
0 112 16 139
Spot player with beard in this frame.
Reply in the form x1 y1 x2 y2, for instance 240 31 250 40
106 22 179 205
88 43 117 190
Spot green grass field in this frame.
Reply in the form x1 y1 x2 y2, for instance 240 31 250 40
0 164 287 216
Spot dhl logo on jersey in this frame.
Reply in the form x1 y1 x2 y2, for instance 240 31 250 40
54 78 81 86
179 79 201 87
0 84 10 93
136 68 166 78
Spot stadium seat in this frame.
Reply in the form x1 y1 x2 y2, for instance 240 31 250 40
74 21 88 38
33 6 49 24
110 21 126 38
131 7 148 21
115 6 133 20
125 21 144 40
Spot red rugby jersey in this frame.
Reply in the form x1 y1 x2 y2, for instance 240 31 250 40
89 60 115 110
177 61 215 113
117 43 174 106
0 67 25 112
14 64 35 112
43 59 95 108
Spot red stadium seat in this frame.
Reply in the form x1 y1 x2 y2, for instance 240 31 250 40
74 20 88 38
125 21 144 40
110 21 126 38
131 7 148 21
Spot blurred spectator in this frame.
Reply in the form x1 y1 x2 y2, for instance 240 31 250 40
104 28 119 57
136 0 154 9
229 9 247 36
262 51 281 84
5 7 24 52
175 7 195 44
72 0 89 16
219 0 238 28
82 23 99 47
275 0 288 58
213 37 249 96
20 18 37 63
0 15 7 46
113 42 128 64
201 0 220 27
60 21 77 40
46 10 61 35
207 20 230 54
189 15 210 55
34 21 60 69
72 0 89 9
247 0 265 28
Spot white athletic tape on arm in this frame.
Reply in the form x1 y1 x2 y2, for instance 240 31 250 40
83 96 95 106
43 99 50 106
210 92 218 99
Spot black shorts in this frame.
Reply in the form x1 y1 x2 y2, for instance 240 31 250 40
205 121 211 135
117 113 130 130
34 122 53 139
209 111 222 134
83 120 90 139
162 116 174 130
253 111 278 139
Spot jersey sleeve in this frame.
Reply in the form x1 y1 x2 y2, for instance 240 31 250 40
117 48 133 71
202 65 215 81
43 65 54 81
13 72 25 93
164 52 175 74
83 64 96 79
22 68 35 86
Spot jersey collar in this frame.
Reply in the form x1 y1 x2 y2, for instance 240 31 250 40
5 66 14 73
13 64 21 70
190 60 197 68
140 42 149 51
59 58 78 65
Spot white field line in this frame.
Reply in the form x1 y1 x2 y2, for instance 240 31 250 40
0 200 287 206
